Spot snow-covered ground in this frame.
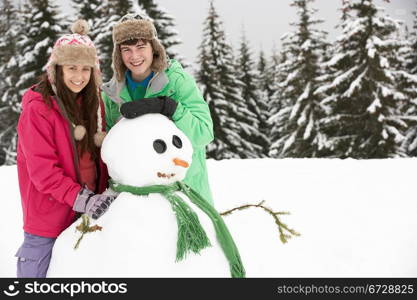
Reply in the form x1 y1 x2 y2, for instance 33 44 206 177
1 158 417 277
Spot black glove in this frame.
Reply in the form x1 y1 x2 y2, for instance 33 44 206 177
120 96 178 119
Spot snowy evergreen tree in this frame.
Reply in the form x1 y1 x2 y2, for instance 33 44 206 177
269 0 328 158
265 44 282 130
255 49 274 154
95 0 135 82
316 0 417 158
313 0 353 158
0 0 31 165
71 0 103 41
137 0 185 65
399 4 417 157
197 1 264 159
16 0 64 93
0 0 17 165
237 30 269 157
407 6 417 76
197 43 236 159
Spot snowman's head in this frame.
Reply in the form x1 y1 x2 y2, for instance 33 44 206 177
101 114 193 187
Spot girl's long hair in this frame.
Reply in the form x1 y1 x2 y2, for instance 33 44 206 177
37 65 99 158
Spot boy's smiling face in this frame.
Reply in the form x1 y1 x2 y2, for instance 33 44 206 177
120 39 153 82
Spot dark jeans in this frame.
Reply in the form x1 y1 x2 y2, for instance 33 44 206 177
15 232 56 278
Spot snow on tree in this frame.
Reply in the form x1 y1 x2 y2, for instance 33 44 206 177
316 0 417 158
399 3 417 157
255 49 274 154
236 29 269 157
136 0 186 66
313 0 353 158
16 0 64 93
196 44 236 159
0 1 31 165
269 0 328 158
71 0 103 41
196 1 264 159
406 5 417 76
0 0 16 165
94 0 136 82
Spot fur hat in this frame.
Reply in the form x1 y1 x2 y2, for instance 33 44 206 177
112 13 168 82
45 19 106 147
46 19 101 93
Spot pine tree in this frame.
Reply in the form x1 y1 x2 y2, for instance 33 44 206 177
256 49 274 154
313 0 352 157
265 45 282 148
197 44 236 159
16 0 64 93
269 0 328 158
407 6 417 75
0 0 31 165
137 0 185 65
197 1 264 159
0 0 16 165
399 3 417 156
316 0 417 158
71 0 103 41
94 0 135 82
237 30 269 157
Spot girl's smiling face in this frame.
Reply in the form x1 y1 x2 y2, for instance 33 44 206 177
62 65 92 93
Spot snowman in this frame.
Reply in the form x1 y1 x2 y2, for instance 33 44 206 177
47 113 245 277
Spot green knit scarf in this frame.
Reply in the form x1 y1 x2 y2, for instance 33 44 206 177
109 179 245 278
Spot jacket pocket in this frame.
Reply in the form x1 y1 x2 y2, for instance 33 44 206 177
36 195 57 214
15 242 54 278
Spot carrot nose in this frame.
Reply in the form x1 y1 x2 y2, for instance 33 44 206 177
173 158 189 168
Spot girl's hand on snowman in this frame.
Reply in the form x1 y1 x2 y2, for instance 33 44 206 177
120 96 177 119
73 186 116 220
102 188 120 198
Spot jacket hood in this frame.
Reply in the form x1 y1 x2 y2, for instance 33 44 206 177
22 86 60 112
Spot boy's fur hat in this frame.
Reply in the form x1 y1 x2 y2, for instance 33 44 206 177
112 13 168 82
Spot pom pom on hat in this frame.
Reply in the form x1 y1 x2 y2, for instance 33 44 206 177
74 125 87 141
71 19 90 35
94 131 107 147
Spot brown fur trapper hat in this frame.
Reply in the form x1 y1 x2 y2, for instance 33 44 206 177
112 13 168 82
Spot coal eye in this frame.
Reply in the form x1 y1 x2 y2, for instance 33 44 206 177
172 135 182 149
153 139 167 154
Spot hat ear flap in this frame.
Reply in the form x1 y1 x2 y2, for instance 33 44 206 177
150 39 168 73
112 46 126 82
47 62 57 90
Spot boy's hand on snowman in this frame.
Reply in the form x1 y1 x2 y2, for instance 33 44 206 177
120 96 177 119
73 187 116 220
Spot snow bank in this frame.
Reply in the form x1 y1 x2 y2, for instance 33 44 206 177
1 158 416 277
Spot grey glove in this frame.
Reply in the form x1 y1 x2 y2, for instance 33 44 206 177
73 187 115 220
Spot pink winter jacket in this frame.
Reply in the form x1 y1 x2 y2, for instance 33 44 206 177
17 86 108 238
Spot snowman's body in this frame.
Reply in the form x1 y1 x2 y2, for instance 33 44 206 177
47 191 230 277
47 114 233 277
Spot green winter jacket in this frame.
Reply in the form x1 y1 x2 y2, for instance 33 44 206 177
101 59 214 204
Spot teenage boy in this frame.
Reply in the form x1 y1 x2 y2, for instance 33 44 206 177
102 14 214 204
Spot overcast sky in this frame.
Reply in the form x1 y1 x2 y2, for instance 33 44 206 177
59 0 414 68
